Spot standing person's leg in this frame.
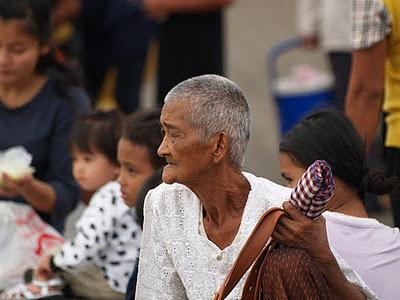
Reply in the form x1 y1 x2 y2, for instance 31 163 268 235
83 58 109 108
115 52 147 114
157 11 224 106
386 147 400 228
328 52 352 111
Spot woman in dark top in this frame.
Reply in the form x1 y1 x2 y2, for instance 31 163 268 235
0 0 90 232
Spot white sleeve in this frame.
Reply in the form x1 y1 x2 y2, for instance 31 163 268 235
296 0 321 36
331 248 378 299
135 190 187 300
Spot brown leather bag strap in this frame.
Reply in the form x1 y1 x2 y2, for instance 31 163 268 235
213 207 286 300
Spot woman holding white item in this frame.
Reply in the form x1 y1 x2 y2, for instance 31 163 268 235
0 0 90 232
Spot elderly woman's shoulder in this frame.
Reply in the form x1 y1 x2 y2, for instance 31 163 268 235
244 172 292 205
146 182 194 205
244 172 290 191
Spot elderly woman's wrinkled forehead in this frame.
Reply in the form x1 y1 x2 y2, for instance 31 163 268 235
161 96 195 121
159 99 197 135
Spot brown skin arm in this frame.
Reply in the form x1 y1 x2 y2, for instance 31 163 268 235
345 40 386 150
272 202 366 299
143 0 232 18
0 174 56 213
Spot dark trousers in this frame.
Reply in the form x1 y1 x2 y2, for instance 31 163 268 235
156 11 224 105
84 52 147 114
328 52 352 111
386 147 400 228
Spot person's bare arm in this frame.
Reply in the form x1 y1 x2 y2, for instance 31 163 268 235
0 174 56 213
345 40 386 149
143 0 232 18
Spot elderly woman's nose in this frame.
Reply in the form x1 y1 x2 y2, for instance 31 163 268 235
157 137 168 157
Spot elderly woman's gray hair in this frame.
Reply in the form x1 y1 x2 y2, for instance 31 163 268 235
164 74 251 167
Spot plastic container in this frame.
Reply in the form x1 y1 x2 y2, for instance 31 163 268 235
268 37 335 135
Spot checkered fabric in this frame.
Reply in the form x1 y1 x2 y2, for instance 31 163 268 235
352 0 392 49
289 160 334 219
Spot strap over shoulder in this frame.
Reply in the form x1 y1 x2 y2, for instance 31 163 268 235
213 207 286 300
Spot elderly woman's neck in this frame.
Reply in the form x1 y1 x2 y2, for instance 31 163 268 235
191 167 250 250
193 167 251 226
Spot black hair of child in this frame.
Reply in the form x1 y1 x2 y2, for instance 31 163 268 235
121 109 166 170
70 110 123 166
280 109 400 200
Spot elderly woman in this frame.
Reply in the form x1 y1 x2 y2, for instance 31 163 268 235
135 75 374 299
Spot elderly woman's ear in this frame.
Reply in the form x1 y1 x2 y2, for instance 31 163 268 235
211 131 229 163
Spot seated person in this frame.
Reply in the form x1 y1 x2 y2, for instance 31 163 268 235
2 111 137 300
135 75 375 299
0 0 90 233
116 110 165 300
279 109 400 299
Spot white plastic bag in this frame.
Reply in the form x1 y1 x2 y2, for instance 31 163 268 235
0 202 64 289
0 146 35 183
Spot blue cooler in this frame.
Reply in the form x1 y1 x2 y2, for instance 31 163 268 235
274 77 334 135
268 38 334 135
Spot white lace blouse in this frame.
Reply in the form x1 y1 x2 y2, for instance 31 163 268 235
135 172 376 299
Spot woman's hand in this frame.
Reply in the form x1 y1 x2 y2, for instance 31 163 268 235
0 173 33 198
272 201 334 264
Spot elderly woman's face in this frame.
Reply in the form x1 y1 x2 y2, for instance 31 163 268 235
158 101 215 186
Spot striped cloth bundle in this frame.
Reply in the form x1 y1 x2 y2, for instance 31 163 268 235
289 160 334 219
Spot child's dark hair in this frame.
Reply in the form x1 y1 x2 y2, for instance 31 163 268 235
0 0 82 96
70 110 123 165
135 168 163 229
121 109 165 170
280 109 400 200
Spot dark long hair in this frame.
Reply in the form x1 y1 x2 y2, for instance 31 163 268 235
0 0 81 97
280 109 399 200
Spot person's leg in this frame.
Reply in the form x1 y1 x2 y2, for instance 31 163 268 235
260 247 331 300
386 147 400 228
115 52 147 114
327 52 352 111
83 59 109 107
157 11 224 105
61 264 124 300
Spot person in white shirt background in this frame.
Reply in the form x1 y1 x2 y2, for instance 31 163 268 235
279 109 400 300
135 74 375 299
296 0 352 110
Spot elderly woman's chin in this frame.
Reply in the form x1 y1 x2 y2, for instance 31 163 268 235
161 164 178 184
